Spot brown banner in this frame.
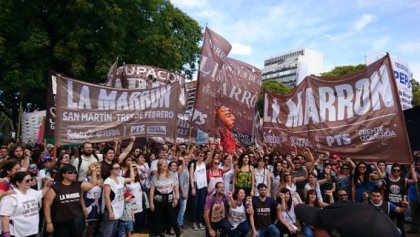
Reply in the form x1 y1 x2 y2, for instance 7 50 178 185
55 75 180 145
193 27 262 146
263 55 412 163
44 73 58 142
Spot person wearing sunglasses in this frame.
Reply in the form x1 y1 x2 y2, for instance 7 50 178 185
0 172 52 237
383 163 408 237
207 158 223 195
43 164 99 237
101 162 134 237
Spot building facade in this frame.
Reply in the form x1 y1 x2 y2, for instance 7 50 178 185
262 48 323 88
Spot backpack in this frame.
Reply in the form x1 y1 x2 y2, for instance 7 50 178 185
76 153 99 179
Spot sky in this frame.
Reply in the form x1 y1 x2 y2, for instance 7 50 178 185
171 0 420 80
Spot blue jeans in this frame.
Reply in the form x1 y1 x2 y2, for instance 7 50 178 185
192 184 207 224
177 197 188 225
206 218 231 237
228 220 250 237
302 224 314 237
257 224 280 237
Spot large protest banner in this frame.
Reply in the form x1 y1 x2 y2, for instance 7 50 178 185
192 27 262 151
55 75 180 145
263 55 412 163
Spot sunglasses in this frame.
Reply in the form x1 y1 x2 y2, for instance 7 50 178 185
24 178 34 183
342 167 349 170
338 194 348 197
214 162 219 165
392 169 400 172
65 171 77 174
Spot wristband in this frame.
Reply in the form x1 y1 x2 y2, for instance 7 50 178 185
2 231 10 237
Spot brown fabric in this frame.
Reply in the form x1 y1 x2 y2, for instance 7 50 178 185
45 72 57 140
193 27 262 146
263 54 412 163
55 75 180 144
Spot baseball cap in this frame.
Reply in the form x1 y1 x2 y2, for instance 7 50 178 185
42 154 53 162
295 201 400 237
47 144 54 148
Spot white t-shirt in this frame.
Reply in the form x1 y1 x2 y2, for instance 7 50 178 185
126 181 143 213
102 176 125 219
228 202 248 228
223 166 234 195
0 188 42 237
194 162 207 189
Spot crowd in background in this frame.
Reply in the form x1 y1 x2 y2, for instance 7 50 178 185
0 138 419 237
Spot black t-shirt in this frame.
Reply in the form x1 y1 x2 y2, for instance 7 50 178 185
252 196 277 229
51 181 83 223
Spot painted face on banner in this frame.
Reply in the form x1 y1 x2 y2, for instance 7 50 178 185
216 106 235 130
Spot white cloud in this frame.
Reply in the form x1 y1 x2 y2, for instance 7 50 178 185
353 14 375 31
231 42 252 56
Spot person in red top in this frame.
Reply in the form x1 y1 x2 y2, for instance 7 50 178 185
216 106 236 155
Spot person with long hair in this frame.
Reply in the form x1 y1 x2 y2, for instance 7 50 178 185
190 150 208 231
271 161 283 199
228 188 253 237
277 188 303 237
101 162 134 237
318 163 336 203
149 159 181 237
177 154 190 228
301 189 332 237
0 160 21 199
0 172 51 237
222 154 234 195
43 164 98 237
81 162 103 237
279 171 298 202
125 163 147 233
352 162 376 202
233 153 254 196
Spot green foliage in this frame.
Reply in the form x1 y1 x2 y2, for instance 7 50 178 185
257 80 290 116
321 64 366 77
0 0 202 132
412 79 420 107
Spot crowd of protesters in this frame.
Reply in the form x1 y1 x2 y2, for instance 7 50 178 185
0 138 419 237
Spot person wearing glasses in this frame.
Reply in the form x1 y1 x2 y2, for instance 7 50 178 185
336 189 349 201
0 172 51 237
207 158 223 195
100 162 134 237
190 150 209 231
352 162 377 203
43 164 98 237
383 163 408 237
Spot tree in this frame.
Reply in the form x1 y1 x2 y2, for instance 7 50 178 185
0 0 202 133
412 79 420 107
257 80 290 116
322 65 420 108
321 64 366 77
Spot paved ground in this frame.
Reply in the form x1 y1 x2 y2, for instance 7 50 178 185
140 221 419 237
